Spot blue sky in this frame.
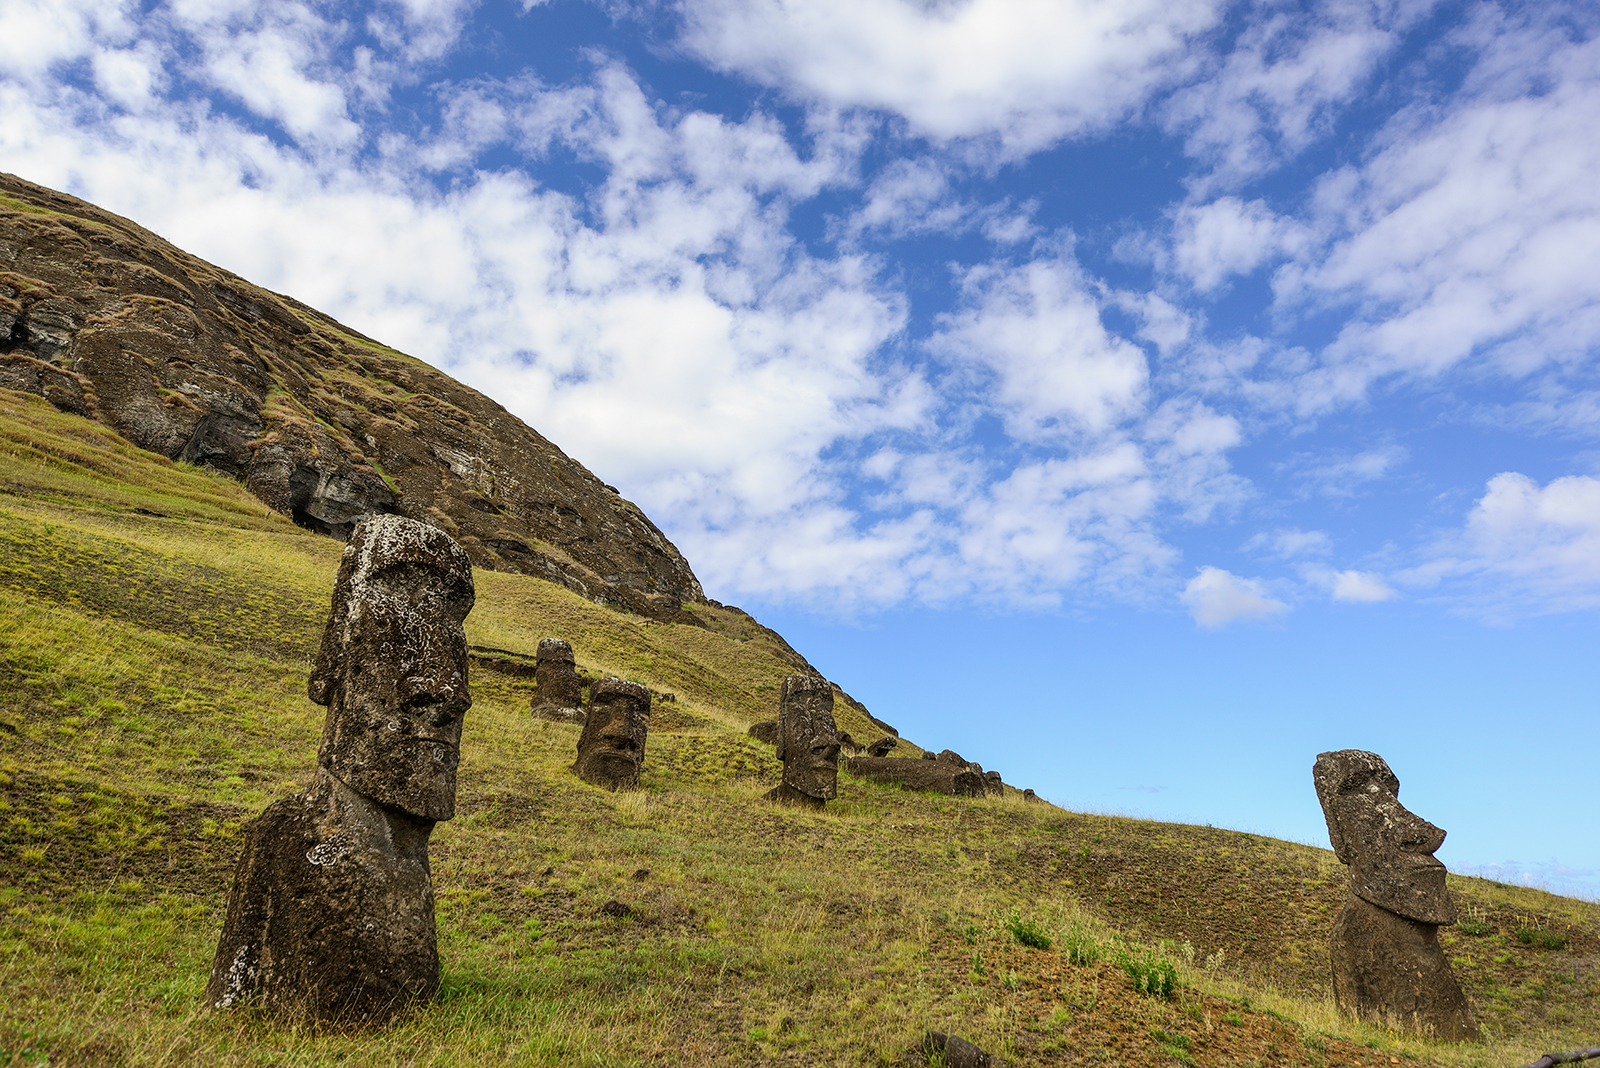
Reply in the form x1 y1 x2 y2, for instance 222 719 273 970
3 0 1597 895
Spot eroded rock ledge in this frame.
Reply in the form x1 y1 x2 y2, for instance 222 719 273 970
0 173 705 622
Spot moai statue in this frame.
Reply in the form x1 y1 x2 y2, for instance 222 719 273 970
207 515 474 1022
764 675 842 810
573 678 650 790
531 638 585 723
1313 750 1478 1040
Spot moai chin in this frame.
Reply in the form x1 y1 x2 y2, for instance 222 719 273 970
206 515 474 1022
1313 750 1478 1040
573 677 650 790
531 637 585 721
764 675 841 810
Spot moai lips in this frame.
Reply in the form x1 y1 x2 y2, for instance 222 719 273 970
765 675 841 810
208 515 475 1022
573 678 650 790
1313 750 1477 1040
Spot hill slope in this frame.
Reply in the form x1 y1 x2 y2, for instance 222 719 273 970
0 172 704 624
3 394 1598 1067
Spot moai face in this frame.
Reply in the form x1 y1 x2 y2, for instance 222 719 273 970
776 675 841 800
310 516 475 822
1314 750 1456 924
574 678 650 790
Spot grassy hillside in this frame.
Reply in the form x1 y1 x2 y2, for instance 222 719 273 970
0 387 1595 1067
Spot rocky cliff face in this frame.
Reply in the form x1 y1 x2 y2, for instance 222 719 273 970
0 173 705 622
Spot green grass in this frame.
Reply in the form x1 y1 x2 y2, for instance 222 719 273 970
2 388 1598 1067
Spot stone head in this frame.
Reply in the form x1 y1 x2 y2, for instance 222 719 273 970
776 675 841 800
310 515 474 822
1313 749 1456 924
574 678 650 790
537 638 575 665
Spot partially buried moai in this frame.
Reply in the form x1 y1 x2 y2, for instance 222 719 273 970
765 674 841 810
531 637 585 722
206 515 474 1022
573 677 650 790
1313 750 1478 1040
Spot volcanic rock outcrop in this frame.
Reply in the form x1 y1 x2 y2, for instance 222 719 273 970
1313 749 1478 1040
573 678 650 790
206 515 473 1021
0 173 702 622
764 675 842 810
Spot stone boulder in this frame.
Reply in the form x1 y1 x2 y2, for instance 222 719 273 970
866 736 898 758
748 720 779 746
921 1031 1002 1068
846 757 985 798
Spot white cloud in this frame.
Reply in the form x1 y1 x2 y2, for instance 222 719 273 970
1164 0 1424 186
1171 195 1309 292
930 257 1149 442
676 0 1223 155
1331 569 1396 602
1409 473 1600 616
1269 9 1600 412
1283 445 1408 497
1181 566 1290 627
1247 528 1333 559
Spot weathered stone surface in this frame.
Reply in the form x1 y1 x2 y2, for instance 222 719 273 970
310 517 475 821
866 736 898 758
531 637 584 716
837 730 863 755
206 769 439 1021
1329 893 1477 1040
921 1030 1002 1067
748 720 778 745
573 678 650 790
983 770 1003 798
207 515 474 1021
846 757 985 798
0 172 706 620
1022 789 1038 803
1313 749 1455 923
763 675 840 808
1313 749 1476 1039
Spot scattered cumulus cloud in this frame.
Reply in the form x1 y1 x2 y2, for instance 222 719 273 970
1181 566 1290 628
1 0 1597 624
1330 569 1396 602
1406 473 1600 617
675 0 1224 156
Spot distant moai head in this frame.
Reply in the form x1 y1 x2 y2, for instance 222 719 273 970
533 637 584 710
537 637 576 666
309 515 474 822
574 678 650 789
1313 750 1456 924
776 675 841 800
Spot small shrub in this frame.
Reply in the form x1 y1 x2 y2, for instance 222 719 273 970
1063 924 1102 966
1004 912 1052 950
1516 926 1568 950
1120 947 1180 999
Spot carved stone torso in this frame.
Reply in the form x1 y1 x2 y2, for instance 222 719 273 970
206 769 439 1021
